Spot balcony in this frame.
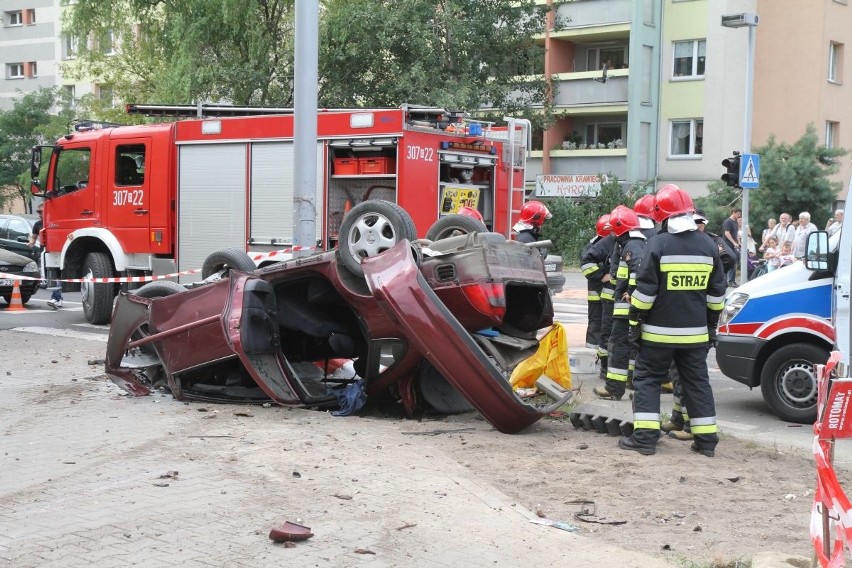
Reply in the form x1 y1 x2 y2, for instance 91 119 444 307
527 150 627 182
552 69 628 108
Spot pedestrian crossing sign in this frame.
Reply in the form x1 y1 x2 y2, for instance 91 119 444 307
740 153 760 189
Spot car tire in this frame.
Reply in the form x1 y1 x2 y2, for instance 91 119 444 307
425 214 487 241
759 343 828 424
81 252 115 325
20 292 32 304
417 361 474 414
201 248 256 279
133 280 188 299
336 200 417 278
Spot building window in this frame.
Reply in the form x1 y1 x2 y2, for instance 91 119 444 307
585 122 626 146
5 10 22 26
826 121 839 149
7 63 24 79
62 35 78 59
27 62 37 78
829 42 843 82
673 40 706 78
670 119 703 157
98 30 116 56
96 85 114 105
586 46 628 71
26 9 35 25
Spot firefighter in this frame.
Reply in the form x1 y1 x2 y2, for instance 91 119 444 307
634 194 658 240
596 233 619 384
618 185 727 457
513 200 552 244
580 214 614 349
593 205 646 400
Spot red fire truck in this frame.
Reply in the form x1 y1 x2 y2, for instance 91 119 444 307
29 104 531 324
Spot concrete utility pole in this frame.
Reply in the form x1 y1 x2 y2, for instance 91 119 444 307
721 12 758 283
293 0 319 257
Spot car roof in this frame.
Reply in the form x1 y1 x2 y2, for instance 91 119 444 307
0 213 39 226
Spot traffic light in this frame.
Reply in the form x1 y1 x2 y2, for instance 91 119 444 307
721 152 741 187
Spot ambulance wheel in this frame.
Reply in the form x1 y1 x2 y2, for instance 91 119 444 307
201 248 256 279
336 200 417 278
81 252 115 325
759 343 827 424
425 214 487 241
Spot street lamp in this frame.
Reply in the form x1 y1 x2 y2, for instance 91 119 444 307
721 12 759 283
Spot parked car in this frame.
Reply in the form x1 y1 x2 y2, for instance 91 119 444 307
0 213 40 263
106 201 570 434
0 248 39 305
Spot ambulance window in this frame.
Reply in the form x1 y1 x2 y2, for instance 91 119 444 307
116 145 145 186
54 147 91 195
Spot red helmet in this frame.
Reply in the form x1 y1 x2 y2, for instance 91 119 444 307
518 200 552 228
609 205 640 237
595 214 611 238
654 184 694 222
457 206 484 221
633 194 656 219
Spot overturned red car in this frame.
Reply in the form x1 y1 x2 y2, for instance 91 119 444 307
105 201 568 434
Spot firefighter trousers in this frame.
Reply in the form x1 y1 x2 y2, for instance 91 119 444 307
668 362 690 429
605 317 630 396
585 286 603 348
597 299 614 381
630 345 718 450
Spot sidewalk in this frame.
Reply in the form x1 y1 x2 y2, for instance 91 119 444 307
0 331 677 568
553 268 598 375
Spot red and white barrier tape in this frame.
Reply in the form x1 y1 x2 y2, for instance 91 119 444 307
0 246 317 285
811 351 852 566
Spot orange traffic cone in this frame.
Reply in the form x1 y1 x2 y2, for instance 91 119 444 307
6 280 26 312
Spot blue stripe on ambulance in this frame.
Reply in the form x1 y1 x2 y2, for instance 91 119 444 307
731 282 832 324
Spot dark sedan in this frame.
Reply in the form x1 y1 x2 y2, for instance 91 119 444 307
0 248 39 304
106 202 569 434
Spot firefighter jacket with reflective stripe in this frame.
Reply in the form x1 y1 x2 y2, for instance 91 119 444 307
629 230 727 347
600 239 620 302
581 235 615 292
613 236 646 318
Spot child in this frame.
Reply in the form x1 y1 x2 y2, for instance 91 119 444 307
763 237 780 272
777 242 796 268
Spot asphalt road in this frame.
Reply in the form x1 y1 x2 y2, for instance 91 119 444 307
1 281 847 467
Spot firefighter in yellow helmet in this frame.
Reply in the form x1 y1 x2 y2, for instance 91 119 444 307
618 185 727 457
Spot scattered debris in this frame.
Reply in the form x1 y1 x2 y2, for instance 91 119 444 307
725 475 741 483
395 522 417 531
354 548 376 555
333 493 353 501
293 471 301 478
529 517 578 532
269 521 313 543
153 482 170 487
158 471 179 479
87 359 105 366
570 500 627 526
401 427 476 436
234 412 253 417
62 461 76 465
693 525 702 532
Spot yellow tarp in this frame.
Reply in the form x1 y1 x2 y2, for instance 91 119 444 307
509 322 572 390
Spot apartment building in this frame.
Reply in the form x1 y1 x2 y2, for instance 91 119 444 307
0 0 95 110
533 0 852 203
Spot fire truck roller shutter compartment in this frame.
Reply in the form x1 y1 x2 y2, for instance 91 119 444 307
177 143 247 283
250 142 324 255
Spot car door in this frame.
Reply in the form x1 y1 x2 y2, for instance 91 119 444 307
105 140 152 253
6 216 35 261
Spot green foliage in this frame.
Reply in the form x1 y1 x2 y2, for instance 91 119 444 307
63 0 550 123
540 176 647 265
0 88 75 210
695 125 847 232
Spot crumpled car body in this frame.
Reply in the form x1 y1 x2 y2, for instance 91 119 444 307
105 234 567 434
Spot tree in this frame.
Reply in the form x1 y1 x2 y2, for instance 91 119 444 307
696 125 847 232
0 89 75 211
749 125 847 229
63 0 550 125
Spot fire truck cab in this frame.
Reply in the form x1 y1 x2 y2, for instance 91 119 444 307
30 105 530 324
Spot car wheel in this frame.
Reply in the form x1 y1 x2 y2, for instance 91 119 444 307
201 248 256 279
417 361 474 414
336 200 417 278
127 281 188 392
759 343 828 424
425 214 487 241
81 252 115 325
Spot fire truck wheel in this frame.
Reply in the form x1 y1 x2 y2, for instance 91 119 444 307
759 343 827 424
81 252 115 325
336 200 417 278
201 248 256 280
